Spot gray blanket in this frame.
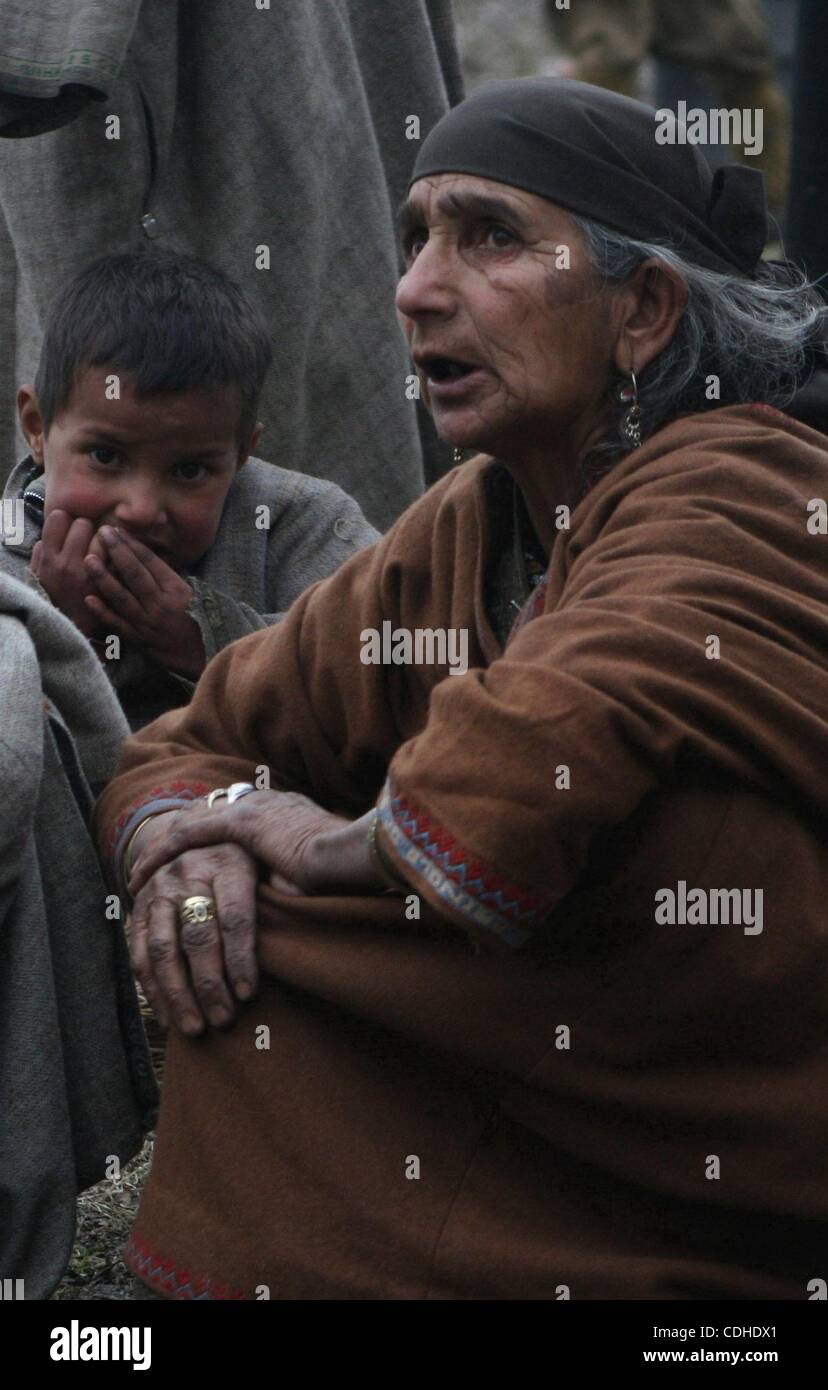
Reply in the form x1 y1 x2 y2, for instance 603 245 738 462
0 0 464 529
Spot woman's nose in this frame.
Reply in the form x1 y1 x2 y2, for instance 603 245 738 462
395 238 457 320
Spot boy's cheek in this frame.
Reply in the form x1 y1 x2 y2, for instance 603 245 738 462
168 501 225 566
43 477 112 525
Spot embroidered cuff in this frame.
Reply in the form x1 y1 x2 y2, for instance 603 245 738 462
376 778 551 948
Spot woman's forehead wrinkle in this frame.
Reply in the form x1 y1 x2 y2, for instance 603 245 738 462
399 180 544 235
436 189 533 229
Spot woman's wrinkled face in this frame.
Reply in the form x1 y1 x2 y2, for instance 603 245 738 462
396 173 618 462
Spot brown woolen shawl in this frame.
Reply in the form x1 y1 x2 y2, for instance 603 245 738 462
95 405 828 1298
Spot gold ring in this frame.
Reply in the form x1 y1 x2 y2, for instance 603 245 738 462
179 895 217 926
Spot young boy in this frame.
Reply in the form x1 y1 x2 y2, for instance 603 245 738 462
1 252 379 729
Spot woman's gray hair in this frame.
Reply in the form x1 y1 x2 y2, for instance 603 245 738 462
571 213 828 494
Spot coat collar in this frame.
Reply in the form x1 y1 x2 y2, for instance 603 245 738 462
2 454 44 557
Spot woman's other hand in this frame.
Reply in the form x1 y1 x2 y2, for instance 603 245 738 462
128 790 382 900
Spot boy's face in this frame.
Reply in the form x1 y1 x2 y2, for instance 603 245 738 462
18 367 260 570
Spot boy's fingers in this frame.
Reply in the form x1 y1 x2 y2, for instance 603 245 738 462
85 559 146 623
87 530 110 563
62 516 96 564
39 509 73 553
106 527 179 585
84 592 141 642
30 540 42 574
99 528 163 596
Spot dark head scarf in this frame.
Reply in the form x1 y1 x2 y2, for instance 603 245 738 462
410 78 768 279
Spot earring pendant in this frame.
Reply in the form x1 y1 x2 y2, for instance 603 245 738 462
617 372 642 449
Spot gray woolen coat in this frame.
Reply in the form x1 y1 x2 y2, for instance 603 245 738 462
0 569 157 1300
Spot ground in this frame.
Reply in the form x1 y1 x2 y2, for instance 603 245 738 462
52 1139 154 1301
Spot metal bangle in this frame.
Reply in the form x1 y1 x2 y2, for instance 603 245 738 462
123 812 164 882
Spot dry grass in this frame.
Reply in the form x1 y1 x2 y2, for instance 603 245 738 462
51 1137 155 1301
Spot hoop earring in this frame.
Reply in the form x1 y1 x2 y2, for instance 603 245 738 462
617 371 642 449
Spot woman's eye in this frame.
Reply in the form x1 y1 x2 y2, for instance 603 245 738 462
481 223 518 250
404 228 428 259
89 447 120 466
174 460 207 481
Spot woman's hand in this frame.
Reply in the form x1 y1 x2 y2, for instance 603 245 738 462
129 834 260 1037
126 792 390 1035
129 789 385 900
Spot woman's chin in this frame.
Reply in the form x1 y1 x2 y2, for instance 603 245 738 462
434 419 494 457
431 392 520 459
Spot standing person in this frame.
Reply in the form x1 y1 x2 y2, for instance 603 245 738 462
543 0 789 220
0 0 464 529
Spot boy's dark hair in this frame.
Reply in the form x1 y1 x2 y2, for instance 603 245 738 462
35 251 273 451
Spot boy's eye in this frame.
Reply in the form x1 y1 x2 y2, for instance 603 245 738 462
174 460 208 481
89 446 121 466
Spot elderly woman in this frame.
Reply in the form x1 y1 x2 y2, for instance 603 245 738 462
96 79 828 1300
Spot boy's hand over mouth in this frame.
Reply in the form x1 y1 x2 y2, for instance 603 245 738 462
84 526 206 677
30 509 109 638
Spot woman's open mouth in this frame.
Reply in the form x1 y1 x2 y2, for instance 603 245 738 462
419 356 487 400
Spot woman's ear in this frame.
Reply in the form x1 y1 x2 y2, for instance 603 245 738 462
17 384 46 463
613 259 689 376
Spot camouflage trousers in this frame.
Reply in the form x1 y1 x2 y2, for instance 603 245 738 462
544 0 788 214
